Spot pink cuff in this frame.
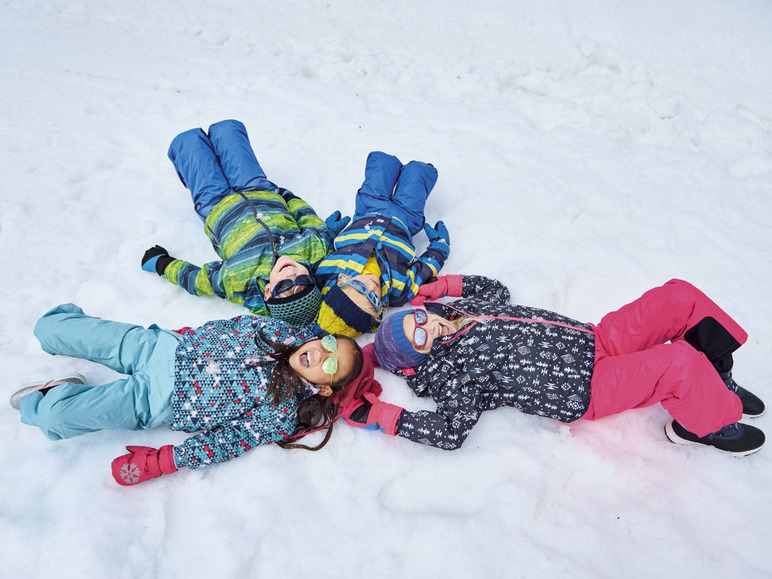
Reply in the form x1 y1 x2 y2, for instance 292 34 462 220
159 445 178 474
445 275 464 297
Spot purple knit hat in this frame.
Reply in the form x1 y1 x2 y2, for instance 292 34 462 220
373 310 429 371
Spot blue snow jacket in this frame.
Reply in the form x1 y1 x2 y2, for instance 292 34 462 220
171 315 316 468
314 213 447 308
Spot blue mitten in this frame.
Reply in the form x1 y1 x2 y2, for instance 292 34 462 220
325 211 352 238
423 220 450 259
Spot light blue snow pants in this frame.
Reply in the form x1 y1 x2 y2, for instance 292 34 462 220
20 304 182 441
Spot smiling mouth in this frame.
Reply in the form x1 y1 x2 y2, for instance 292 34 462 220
300 352 311 367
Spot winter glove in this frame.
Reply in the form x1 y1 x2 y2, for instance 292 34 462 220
324 210 352 238
423 220 450 259
141 245 175 276
111 445 178 486
343 392 403 435
410 274 464 306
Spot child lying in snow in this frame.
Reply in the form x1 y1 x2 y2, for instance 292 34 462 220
314 151 450 337
141 119 350 327
349 275 765 456
11 303 383 485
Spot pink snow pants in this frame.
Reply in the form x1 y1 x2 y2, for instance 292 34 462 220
583 279 745 437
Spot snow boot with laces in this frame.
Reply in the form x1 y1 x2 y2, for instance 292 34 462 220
720 371 765 418
665 420 765 456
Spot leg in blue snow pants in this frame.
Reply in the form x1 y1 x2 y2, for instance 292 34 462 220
167 119 275 220
20 304 180 441
354 151 439 236
586 279 746 437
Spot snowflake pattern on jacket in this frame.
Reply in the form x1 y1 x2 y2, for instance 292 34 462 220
170 315 315 468
393 275 596 450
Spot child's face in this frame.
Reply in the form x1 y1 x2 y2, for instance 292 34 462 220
340 274 382 313
289 336 358 396
402 311 456 353
264 256 311 300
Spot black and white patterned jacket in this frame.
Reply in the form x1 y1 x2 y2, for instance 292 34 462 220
392 275 596 450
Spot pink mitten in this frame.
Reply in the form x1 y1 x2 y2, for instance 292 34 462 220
344 392 404 436
410 275 464 306
111 445 177 486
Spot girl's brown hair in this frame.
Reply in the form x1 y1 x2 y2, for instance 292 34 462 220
254 331 364 451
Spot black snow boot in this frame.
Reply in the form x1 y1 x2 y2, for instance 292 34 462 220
720 371 765 418
665 420 765 457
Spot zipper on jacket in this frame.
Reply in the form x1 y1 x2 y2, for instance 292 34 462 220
437 302 596 345
207 191 281 265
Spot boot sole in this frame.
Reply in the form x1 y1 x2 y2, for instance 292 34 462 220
743 408 766 419
10 372 87 410
664 421 764 457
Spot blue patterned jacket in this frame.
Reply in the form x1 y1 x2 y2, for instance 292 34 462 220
170 315 315 468
314 213 447 308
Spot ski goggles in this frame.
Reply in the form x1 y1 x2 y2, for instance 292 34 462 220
411 308 429 348
271 274 316 298
320 335 339 387
341 279 382 310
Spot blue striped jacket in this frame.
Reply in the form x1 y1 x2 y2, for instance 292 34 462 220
314 213 447 308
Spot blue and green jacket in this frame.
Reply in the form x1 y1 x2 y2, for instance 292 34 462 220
171 315 315 469
163 189 332 316
314 213 447 308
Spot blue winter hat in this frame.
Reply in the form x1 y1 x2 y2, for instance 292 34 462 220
373 310 428 371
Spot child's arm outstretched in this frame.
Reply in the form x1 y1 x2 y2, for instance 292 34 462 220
141 245 268 315
111 400 297 485
390 221 451 306
346 372 484 450
411 274 511 306
171 408 293 469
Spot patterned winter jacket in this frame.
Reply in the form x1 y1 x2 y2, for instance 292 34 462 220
314 213 447 309
163 189 332 317
391 275 596 450
170 314 316 468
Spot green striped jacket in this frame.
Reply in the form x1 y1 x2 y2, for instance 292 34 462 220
163 189 332 316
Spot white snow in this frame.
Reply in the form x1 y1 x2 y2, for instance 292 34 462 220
2 1 771 577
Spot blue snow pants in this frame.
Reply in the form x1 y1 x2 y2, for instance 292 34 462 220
354 151 439 236
167 119 277 220
20 304 182 441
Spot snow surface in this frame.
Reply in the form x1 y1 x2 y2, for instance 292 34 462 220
2 1 771 577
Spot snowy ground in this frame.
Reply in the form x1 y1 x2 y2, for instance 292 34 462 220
1 1 771 577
